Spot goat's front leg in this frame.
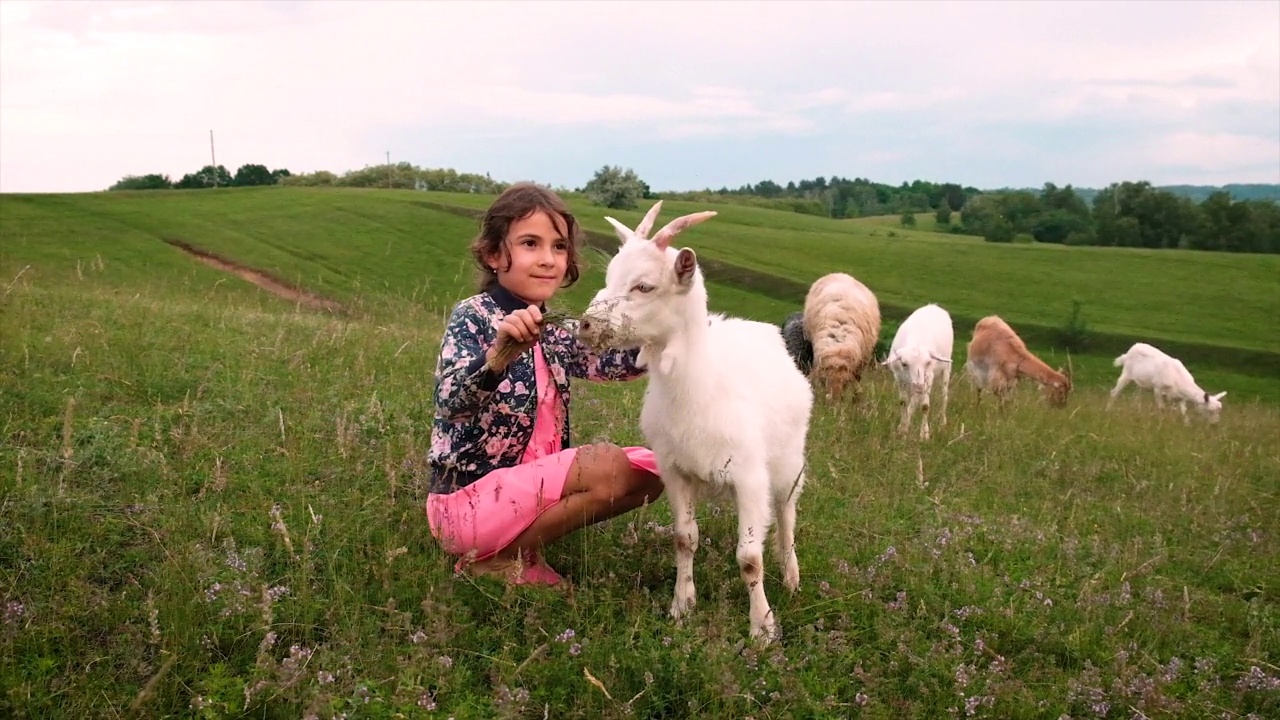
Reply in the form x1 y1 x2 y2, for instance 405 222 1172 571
735 478 778 644
938 365 952 428
919 395 931 441
896 390 914 435
665 477 699 623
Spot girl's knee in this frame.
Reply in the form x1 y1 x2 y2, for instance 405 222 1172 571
576 443 662 504
633 470 664 503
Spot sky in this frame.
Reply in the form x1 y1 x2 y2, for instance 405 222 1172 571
1 0 1278 194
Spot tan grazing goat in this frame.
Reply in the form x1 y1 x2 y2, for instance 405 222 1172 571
802 272 881 401
964 315 1072 407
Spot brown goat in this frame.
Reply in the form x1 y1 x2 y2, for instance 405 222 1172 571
964 315 1072 407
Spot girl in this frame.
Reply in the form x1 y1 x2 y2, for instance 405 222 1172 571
425 182 664 586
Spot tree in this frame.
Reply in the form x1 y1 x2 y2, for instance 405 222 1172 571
583 165 647 209
232 163 276 187
984 217 1015 243
174 164 232 189
943 183 968 211
935 203 952 225
900 211 917 227
1031 210 1090 244
108 173 172 191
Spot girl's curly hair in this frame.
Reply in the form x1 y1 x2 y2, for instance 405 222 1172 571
470 182 584 292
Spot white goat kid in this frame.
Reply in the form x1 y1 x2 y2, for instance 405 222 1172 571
883 303 954 440
577 201 814 644
1108 342 1226 423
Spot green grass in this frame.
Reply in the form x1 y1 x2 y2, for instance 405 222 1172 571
2 186 1278 718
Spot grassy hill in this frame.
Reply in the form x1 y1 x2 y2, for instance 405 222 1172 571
2 186 1277 718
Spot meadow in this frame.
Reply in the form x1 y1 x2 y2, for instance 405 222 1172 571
1 186 1277 719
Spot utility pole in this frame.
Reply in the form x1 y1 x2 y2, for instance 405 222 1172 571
210 130 218 187
386 151 392 189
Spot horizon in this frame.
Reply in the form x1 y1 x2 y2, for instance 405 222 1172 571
1 0 1278 195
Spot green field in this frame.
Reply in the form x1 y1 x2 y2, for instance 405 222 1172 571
2 186 1277 718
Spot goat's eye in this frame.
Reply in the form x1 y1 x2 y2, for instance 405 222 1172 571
632 283 655 294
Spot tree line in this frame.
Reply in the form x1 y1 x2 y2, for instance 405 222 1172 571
940 181 1280 254
108 162 509 195
660 175 1280 254
109 164 292 190
108 162 1279 254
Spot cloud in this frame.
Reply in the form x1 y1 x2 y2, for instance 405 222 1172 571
1 0 1277 192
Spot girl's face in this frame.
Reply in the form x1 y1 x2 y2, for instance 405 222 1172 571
487 209 570 305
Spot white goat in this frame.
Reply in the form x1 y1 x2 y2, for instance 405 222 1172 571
882 303 954 440
577 201 813 644
1108 342 1226 423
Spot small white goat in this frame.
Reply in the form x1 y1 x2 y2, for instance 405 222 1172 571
882 303 954 439
577 201 814 644
1108 342 1226 423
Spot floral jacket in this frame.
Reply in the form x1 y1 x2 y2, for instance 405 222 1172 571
427 284 646 494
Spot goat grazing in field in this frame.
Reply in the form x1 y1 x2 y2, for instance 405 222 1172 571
965 315 1073 407
883 303 954 439
1108 342 1226 423
803 272 881 401
781 310 814 374
577 200 814 644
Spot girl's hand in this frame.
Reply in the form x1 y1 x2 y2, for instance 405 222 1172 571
485 305 543 372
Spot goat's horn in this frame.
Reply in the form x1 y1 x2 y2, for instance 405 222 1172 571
652 211 717 250
634 201 665 239
604 216 636 242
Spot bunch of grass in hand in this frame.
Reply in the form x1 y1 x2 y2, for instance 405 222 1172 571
488 307 575 369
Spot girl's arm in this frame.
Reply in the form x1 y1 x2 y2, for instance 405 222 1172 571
557 319 647 382
434 303 504 420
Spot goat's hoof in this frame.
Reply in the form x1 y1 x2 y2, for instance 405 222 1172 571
669 595 696 621
783 567 800 592
751 616 780 645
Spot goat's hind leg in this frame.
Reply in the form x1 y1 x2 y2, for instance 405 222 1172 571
773 469 803 593
1107 372 1131 410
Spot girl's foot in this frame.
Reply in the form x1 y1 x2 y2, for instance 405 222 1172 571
461 550 564 586
463 554 524 582
517 550 565 586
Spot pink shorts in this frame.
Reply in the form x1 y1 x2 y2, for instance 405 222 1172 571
426 446 659 564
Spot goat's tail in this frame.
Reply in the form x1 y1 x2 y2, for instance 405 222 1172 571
1113 352 1129 367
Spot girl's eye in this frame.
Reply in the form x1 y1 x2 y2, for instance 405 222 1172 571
632 283 655 294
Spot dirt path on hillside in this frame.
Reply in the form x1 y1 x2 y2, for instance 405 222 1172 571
164 238 347 314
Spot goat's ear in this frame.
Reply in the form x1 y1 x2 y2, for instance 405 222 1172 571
930 353 952 364
634 201 664 239
674 248 698 286
604 216 636 244
653 211 717 250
